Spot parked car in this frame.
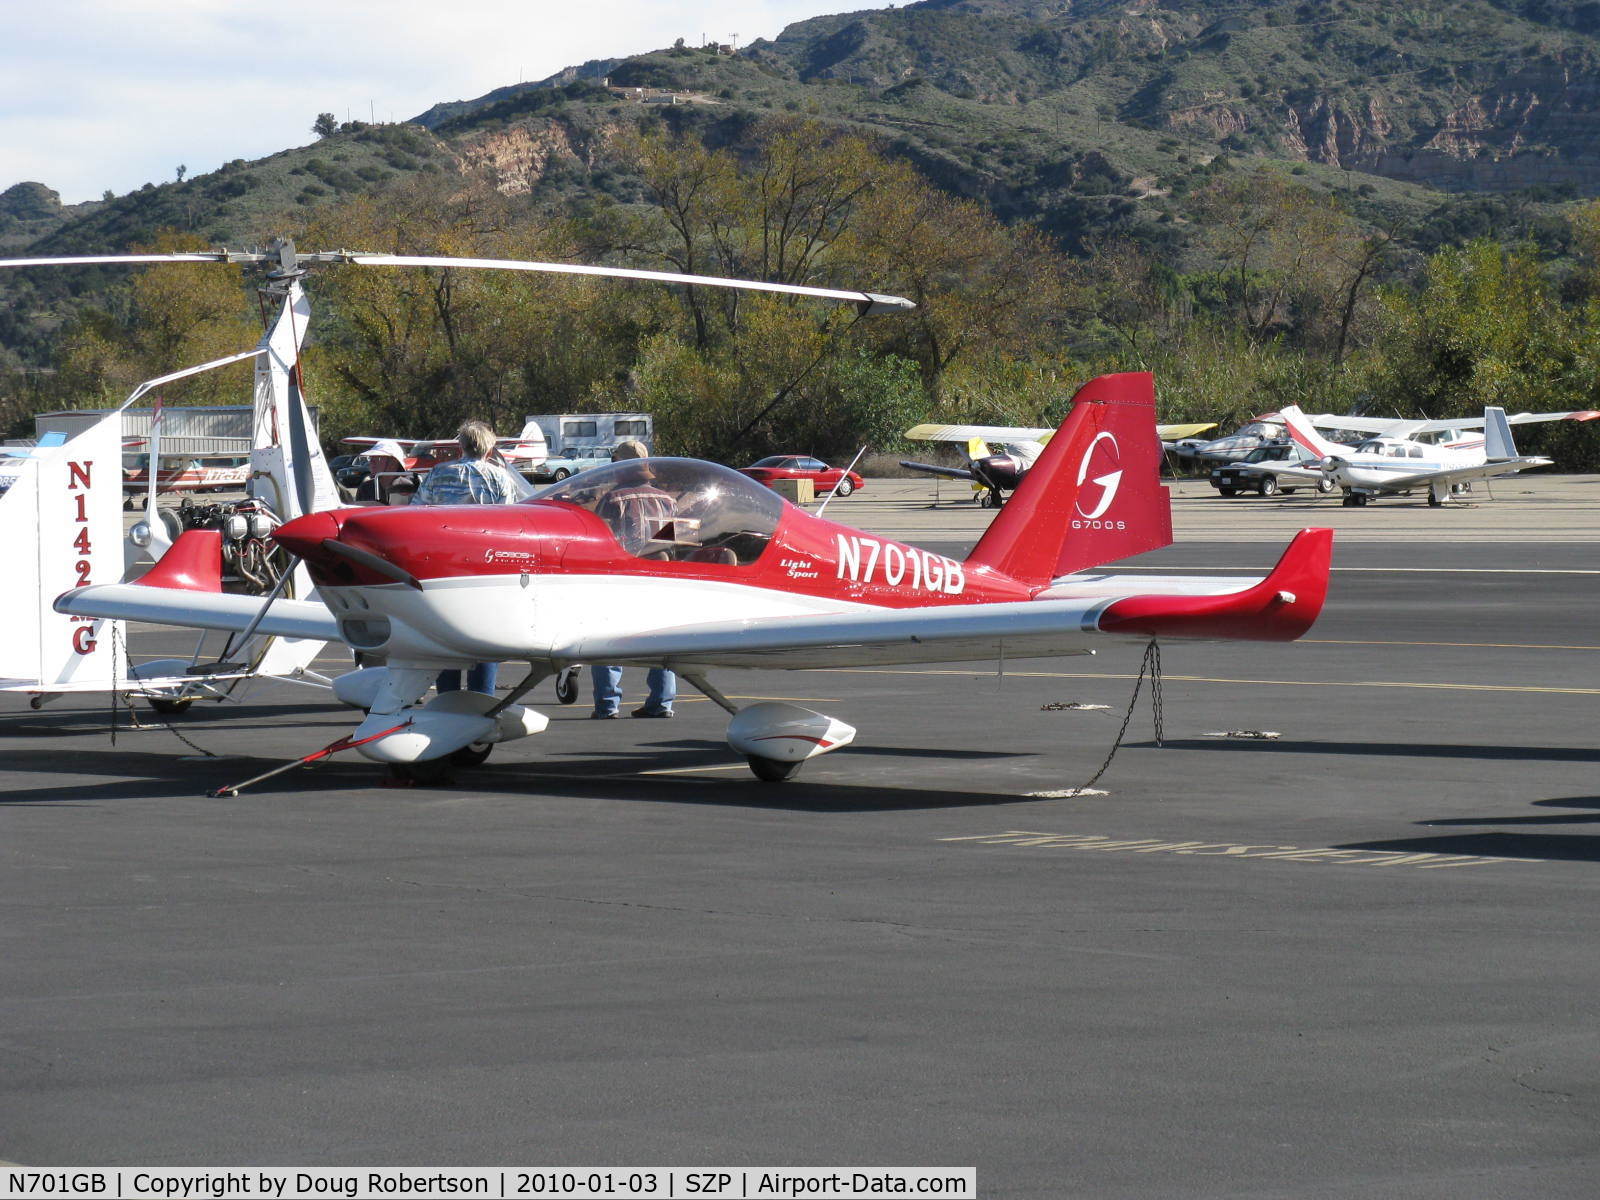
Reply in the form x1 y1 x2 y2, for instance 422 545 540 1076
1208 442 1335 497
530 452 611 483
739 455 864 497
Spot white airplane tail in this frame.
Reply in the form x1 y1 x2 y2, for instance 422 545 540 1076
1484 406 1517 460
1277 405 1341 461
0 410 127 691
506 419 549 463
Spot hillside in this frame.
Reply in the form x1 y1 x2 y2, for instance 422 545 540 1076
4 0 1600 372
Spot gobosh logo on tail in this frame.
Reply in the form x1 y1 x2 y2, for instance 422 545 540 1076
1072 432 1125 530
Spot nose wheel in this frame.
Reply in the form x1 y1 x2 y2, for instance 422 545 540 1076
747 755 803 783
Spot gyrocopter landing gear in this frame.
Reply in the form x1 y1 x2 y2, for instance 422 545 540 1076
681 671 857 783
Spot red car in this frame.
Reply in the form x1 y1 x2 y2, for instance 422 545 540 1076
739 455 864 497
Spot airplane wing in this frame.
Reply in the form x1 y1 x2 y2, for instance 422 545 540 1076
340 437 424 447
56 585 340 642
906 423 1050 443
909 421 1216 443
1300 414 1404 433
899 460 978 483
1156 422 1218 440
566 529 1330 671
1364 457 1552 493
1306 410 1600 435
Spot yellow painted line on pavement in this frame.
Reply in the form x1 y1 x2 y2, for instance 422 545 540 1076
640 763 750 775
822 667 1600 695
668 694 841 704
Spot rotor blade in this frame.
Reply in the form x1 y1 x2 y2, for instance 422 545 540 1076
344 254 916 314
0 253 236 268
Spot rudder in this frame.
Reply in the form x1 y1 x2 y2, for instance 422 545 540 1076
965 371 1172 587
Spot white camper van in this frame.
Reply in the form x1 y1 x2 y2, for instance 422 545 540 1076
526 412 654 481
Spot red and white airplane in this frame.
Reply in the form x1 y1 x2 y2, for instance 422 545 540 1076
57 371 1333 783
123 454 252 497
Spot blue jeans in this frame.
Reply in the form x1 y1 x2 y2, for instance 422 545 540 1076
437 662 498 696
590 665 675 715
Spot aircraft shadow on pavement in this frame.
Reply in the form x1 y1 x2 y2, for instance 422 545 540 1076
463 759 1036 813
1157 738 1600 764
0 744 1044 813
1422 796 1600 827
629 737 1029 762
1337 830 1600 864
0 748 244 804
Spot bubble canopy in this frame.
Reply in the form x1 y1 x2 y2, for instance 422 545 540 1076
532 458 785 565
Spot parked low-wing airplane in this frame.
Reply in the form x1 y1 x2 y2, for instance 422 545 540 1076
58 371 1333 784
1169 406 1599 470
1266 404 1552 506
900 419 1217 506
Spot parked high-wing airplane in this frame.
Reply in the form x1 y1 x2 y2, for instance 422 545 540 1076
339 422 549 501
899 419 1218 506
1266 404 1554 506
58 372 1333 784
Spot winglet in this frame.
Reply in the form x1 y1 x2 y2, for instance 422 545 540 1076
135 529 223 592
1096 527 1333 642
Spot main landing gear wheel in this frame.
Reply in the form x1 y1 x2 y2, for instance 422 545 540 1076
978 490 1003 509
387 758 454 785
449 741 494 767
555 668 580 705
1257 476 1280 497
1428 492 1445 507
148 697 194 715
747 755 802 783
834 477 854 497
1342 494 1369 507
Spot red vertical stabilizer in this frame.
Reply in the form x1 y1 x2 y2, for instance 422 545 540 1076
964 372 1172 588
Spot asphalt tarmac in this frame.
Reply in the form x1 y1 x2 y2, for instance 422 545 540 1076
3 478 1599 1196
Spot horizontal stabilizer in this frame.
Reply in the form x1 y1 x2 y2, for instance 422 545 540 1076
1096 528 1333 642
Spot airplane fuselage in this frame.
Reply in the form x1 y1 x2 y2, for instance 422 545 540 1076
279 495 1033 670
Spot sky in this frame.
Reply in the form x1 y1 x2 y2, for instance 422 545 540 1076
3 0 893 205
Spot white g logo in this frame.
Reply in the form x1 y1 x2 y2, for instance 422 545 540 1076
1075 432 1123 520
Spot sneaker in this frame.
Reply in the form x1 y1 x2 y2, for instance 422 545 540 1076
589 710 619 719
631 706 674 718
